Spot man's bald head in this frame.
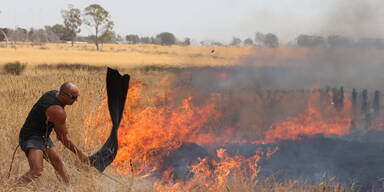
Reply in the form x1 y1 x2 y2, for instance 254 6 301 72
60 82 77 93
58 82 79 105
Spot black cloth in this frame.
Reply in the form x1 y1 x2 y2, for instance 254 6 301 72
19 90 64 144
20 136 54 157
89 68 130 172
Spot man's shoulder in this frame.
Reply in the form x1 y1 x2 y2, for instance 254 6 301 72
44 90 58 96
46 105 66 116
46 105 66 123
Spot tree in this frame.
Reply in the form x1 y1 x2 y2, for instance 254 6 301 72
0 9 7 47
83 4 114 51
125 34 140 44
0 28 9 41
327 35 352 48
99 30 115 49
0 29 8 47
244 38 254 46
61 5 82 46
230 37 242 46
116 34 124 42
50 24 71 41
140 36 151 44
183 37 191 46
44 26 60 42
9 27 27 42
28 28 37 43
151 37 162 44
296 34 325 47
255 32 279 48
156 32 176 45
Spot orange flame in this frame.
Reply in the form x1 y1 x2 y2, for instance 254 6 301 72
155 148 269 191
85 78 356 189
262 89 352 143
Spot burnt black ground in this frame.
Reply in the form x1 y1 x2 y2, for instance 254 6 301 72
160 131 384 190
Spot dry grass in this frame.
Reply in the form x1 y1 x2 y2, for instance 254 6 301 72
0 42 254 68
0 44 360 191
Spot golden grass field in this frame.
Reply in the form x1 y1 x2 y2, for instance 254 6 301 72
0 42 255 68
0 43 356 191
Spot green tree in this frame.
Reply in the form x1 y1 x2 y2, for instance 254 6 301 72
99 30 115 50
83 4 114 51
125 34 140 44
183 37 191 46
0 10 8 47
244 38 254 46
0 28 9 42
61 4 82 46
156 32 176 45
296 34 325 47
50 24 72 41
255 32 279 48
230 37 242 46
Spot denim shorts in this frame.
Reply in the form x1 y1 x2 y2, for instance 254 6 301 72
19 136 54 157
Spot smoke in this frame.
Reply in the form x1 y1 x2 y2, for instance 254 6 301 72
238 48 384 90
322 0 384 39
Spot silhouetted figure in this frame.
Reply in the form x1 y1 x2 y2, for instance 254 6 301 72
338 87 344 111
373 90 380 115
332 87 338 109
361 89 368 114
352 88 358 113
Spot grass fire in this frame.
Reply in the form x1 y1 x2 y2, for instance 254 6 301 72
2 42 384 191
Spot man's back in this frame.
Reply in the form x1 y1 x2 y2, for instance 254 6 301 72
19 90 64 143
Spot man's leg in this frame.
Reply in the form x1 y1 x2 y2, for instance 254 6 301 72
19 148 44 184
44 147 70 185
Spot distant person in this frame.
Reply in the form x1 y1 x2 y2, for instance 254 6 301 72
18 82 88 185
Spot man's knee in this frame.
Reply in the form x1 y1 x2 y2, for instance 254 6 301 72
45 148 63 165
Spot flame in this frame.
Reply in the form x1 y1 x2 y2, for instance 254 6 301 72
155 148 267 191
85 79 227 176
262 89 352 143
84 77 357 190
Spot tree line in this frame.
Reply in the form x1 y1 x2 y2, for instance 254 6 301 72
227 33 384 49
1 4 384 50
0 4 190 50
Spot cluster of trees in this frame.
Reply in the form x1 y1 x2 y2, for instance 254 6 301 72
1 4 384 50
0 4 190 50
0 4 113 50
227 32 279 47
125 33 190 46
225 33 384 49
0 25 76 43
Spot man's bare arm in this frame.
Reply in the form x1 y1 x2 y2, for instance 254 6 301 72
46 105 89 163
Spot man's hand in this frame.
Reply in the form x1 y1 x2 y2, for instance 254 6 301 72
77 151 89 164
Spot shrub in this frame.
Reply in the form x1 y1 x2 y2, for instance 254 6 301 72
36 63 104 71
3 61 26 75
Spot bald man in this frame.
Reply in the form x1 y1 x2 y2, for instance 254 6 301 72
18 82 88 185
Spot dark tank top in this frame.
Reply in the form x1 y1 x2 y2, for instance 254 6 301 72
19 90 65 142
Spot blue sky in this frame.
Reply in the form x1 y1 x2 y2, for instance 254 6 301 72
0 0 383 43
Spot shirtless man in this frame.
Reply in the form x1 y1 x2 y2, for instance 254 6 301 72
18 82 88 185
